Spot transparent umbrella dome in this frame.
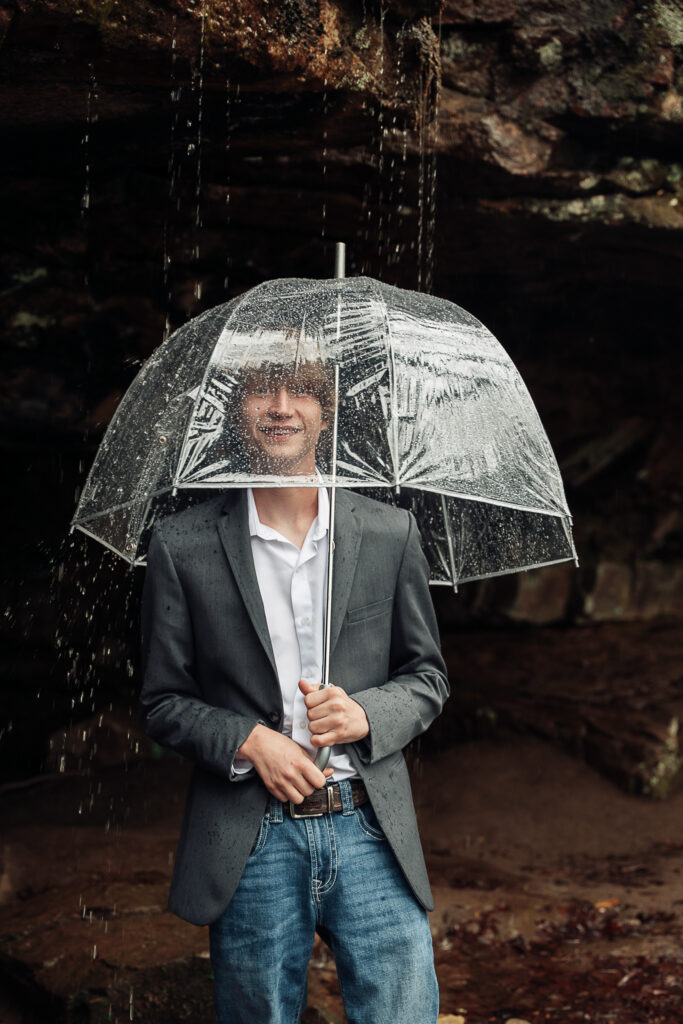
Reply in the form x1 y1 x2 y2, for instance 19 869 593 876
72 276 576 585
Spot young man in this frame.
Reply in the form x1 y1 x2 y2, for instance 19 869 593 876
140 357 449 1023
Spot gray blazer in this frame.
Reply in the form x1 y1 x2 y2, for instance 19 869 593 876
140 488 449 926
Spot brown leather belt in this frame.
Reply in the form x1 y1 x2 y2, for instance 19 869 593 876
283 779 368 819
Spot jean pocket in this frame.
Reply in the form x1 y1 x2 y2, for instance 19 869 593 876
249 814 270 857
354 803 387 841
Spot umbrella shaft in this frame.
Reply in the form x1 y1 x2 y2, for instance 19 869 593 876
315 358 340 772
322 487 336 687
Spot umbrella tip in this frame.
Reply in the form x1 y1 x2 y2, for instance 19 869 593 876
334 242 346 280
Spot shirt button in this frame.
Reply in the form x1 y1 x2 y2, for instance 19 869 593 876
300 616 310 626
268 712 280 724
299 720 307 729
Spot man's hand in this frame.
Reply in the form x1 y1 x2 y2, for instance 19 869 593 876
237 724 333 804
299 680 370 747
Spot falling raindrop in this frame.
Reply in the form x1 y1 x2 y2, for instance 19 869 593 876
416 107 426 290
424 10 442 295
80 64 95 218
376 4 386 269
382 27 409 278
163 14 180 343
223 78 233 292
81 63 98 293
413 12 440 294
191 1 207 310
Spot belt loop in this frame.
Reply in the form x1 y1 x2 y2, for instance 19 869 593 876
268 799 284 824
338 779 355 816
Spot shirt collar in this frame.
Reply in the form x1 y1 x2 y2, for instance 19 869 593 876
312 486 329 541
247 487 329 542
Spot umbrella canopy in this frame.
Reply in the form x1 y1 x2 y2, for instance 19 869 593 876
72 276 576 585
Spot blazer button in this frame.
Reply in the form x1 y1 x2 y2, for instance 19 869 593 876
268 712 280 723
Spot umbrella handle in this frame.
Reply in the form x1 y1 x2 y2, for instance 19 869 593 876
314 742 331 772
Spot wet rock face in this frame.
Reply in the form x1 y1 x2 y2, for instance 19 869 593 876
436 0 683 244
0 0 440 124
1 0 680 429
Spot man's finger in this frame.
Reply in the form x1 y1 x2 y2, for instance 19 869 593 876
305 690 347 714
270 782 294 803
301 761 328 789
310 731 338 747
302 687 329 708
298 678 318 695
306 704 334 722
309 716 341 735
298 679 329 701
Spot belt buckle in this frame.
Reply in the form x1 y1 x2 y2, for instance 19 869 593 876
289 801 323 819
289 787 335 819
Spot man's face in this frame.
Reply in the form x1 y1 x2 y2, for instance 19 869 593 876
240 377 328 475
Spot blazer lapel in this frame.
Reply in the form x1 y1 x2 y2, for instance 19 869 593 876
216 490 278 680
329 489 362 656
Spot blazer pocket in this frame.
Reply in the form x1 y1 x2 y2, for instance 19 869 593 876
346 596 393 624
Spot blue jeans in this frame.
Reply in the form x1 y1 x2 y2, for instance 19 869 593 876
209 780 438 1024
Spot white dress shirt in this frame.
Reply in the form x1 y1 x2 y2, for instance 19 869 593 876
232 487 358 782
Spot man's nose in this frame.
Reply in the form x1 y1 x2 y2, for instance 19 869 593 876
268 387 293 415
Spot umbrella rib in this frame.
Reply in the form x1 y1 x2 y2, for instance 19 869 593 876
369 278 400 491
180 458 234 482
455 553 578 585
73 523 135 564
73 485 178 522
440 494 459 593
172 287 253 489
398 482 572 518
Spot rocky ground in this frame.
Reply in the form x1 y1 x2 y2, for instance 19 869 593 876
2 701 683 1023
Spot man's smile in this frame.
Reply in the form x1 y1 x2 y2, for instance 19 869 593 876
258 424 303 437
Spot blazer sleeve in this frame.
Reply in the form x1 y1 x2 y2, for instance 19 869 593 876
350 512 449 764
139 527 262 781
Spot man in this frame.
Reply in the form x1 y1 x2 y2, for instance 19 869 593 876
140 355 449 1023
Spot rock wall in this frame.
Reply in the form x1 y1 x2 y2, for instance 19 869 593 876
431 0 683 626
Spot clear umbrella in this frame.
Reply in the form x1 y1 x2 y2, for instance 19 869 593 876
73 263 577 771
73 274 576 587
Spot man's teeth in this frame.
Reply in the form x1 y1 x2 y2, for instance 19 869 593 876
261 427 300 434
